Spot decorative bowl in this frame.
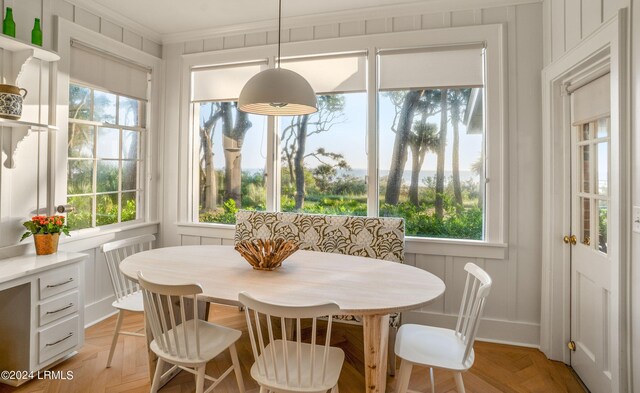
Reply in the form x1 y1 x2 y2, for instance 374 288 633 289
235 238 298 271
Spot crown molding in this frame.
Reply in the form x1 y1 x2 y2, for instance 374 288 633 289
161 0 541 44
64 0 163 43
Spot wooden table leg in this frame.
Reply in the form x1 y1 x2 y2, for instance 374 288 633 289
363 314 390 393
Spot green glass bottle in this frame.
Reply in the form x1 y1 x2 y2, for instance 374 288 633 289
31 18 42 46
3 7 15 38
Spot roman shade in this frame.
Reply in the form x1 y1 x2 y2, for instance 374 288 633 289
378 44 484 91
70 40 150 101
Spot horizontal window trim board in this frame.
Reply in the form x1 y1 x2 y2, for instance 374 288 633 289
59 221 159 253
403 310 540 347
406 239 507 259
176 222 508 259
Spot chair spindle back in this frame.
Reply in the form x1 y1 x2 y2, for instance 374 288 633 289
137 271 203 361
239 292 341 389
102 234 155 302
454 262 492 363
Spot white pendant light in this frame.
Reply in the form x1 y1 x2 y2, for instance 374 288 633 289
238 0 317 116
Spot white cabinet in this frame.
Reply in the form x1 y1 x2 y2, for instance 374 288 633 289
0 252 85 387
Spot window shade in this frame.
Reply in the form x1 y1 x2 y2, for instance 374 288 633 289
280 54 366 94
192 62 267 102
378 46 484 91
70 41 150 101
571 73 610 125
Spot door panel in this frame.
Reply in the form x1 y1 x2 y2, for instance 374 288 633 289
570 73 612 393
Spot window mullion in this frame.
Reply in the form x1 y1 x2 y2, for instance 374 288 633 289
266 114 279 212
367 47 379 217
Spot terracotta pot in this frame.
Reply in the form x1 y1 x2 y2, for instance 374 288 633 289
0 84 28 120
34 233 60 255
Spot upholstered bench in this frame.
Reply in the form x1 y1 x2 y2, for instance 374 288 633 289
234 210 405 374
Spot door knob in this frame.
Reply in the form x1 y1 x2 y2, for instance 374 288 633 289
563 235 577 245
582 236 590 246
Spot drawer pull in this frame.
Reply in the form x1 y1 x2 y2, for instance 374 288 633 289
46 278 73 288
46 303 74 314
45 332 73 347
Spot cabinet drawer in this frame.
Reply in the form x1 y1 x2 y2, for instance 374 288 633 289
38 315 79 364
39 291 79 327
39 265 78 300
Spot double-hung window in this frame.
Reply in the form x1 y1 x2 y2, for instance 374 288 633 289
67 42 149 230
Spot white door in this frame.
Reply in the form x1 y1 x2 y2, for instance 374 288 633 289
569 74 612 393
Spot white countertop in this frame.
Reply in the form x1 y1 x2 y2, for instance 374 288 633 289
0 252 87 283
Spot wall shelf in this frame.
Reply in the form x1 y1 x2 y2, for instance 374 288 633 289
0 35 60 169
0 118 58 131
0 34 60 86
0 35 60 62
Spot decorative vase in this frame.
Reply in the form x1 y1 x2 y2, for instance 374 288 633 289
34 233 59 255
0 84 27 120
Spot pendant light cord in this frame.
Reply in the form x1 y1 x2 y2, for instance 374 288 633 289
277 0 282 68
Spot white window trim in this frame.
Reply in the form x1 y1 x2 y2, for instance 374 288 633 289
55 17 162 237
179 24 507 244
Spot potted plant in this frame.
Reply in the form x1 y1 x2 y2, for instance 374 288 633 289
20 215 70 255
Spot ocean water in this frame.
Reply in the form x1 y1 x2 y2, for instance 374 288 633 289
342 168 479 183
243 167 479 184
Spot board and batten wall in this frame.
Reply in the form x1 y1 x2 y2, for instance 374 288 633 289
161 1 544 346
542 0 630 66
0 0 162 325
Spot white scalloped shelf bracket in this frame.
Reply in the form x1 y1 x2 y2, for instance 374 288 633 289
12 49 34 85
1 122 57 169
0 35 60 85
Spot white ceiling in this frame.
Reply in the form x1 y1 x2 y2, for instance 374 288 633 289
80 0 428 38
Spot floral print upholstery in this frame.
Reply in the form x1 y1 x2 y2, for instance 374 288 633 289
234 210 405 328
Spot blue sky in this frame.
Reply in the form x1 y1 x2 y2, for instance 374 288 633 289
201 92 484 176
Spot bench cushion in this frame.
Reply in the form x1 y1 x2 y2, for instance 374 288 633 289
234 211 405 263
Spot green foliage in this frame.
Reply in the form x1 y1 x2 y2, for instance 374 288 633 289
200 198 248 224
380 203 482 240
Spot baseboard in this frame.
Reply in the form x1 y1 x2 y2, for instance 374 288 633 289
84 295 117 327
402 311 541 347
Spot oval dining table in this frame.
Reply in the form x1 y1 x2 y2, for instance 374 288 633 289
120 245 445 393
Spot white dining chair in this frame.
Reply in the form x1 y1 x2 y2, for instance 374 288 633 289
102 234 155 368
138 272 246 393
394 263 492 393
239 292 345 393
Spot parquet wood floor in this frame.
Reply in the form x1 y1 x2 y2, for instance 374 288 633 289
0 305 585 393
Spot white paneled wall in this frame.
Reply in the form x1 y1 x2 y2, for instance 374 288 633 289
0 0 161 325
0 0 162 57
543 0 629 65
162 1 544 346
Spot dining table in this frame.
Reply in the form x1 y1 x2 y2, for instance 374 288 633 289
119 245 445 393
